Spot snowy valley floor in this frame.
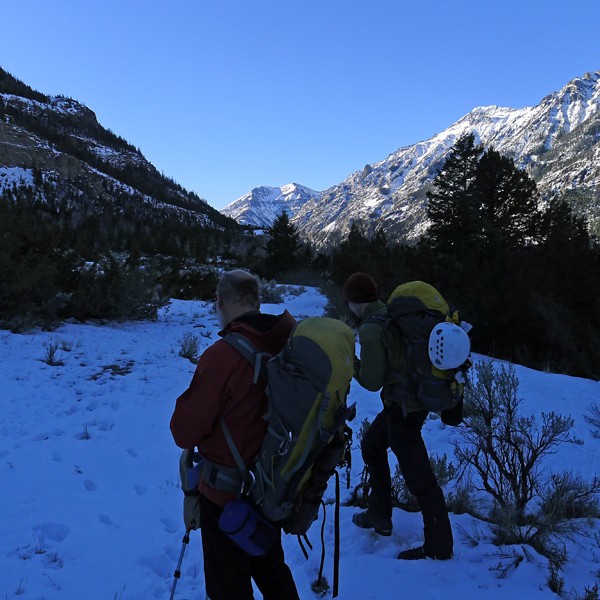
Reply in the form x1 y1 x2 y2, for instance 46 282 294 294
1 287 600 599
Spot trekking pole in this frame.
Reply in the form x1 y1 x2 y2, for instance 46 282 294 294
170 529 191 600
333 470 340 598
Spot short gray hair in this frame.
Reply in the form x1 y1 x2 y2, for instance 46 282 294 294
217 270 259 306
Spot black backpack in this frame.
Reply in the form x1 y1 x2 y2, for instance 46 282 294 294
368 281 472 425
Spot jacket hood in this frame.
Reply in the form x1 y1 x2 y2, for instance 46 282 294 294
220 309 296 355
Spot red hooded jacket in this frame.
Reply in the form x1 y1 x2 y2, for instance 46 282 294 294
170 309 296 506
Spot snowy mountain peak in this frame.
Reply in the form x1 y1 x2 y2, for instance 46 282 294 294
221 182 322 228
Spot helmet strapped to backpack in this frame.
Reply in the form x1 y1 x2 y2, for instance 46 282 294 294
428 321 471 370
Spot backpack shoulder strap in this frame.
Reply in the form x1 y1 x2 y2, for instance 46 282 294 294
222 332 268 384
365 313 390 326
219 417 255 494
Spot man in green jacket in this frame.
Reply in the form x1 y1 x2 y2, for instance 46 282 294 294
343 272 453 560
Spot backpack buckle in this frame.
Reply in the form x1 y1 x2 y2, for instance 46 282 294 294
278 431 293 456
241 470 256 495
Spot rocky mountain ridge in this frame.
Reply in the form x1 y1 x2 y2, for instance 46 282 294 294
225 71 600 248
0 68 234 230
222 183 321 227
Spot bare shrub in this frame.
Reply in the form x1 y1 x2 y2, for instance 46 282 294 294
178 333 201 363
456 522 484 548
540 471 600 521
453 361 580 520
585 403 600 438
391 462 419 511
42 338 63 366
489 548 524 579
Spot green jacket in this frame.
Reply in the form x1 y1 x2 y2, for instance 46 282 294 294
354 300 422 414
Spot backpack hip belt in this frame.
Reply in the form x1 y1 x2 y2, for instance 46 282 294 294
200 456 252 496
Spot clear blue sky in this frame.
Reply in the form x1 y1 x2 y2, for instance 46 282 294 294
1 0 599 210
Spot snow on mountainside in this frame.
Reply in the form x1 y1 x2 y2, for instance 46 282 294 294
223 71 600 248
221 183 322 227
298 71 600 249
0 70 232 229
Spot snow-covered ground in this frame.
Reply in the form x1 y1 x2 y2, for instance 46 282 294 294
1 286 599 599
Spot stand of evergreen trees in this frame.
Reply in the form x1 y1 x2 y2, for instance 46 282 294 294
0 180 238 329
325 134 600 380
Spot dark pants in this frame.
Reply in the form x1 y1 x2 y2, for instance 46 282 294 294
199 494 300 600
361 404 453 558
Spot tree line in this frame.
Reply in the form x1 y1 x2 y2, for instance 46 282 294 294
1 132 598 379
0 178 240 329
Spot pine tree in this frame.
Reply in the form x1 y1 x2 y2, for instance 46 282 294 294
472 148 541 249
425 133 483 256
264 210 300 279
329 222 372 287
539 196 590 251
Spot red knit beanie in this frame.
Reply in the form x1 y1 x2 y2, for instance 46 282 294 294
342 272 378 304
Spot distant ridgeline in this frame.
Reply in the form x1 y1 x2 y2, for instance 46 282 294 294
0 67 236 228
223 72 600 249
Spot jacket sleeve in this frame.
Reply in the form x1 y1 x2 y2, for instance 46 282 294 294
170 343 230 449
354 322 389 392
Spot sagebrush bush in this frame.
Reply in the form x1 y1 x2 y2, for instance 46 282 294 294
178 333 201 363
42 338 63 366
259 280 285 304
453 360 579 520
540 471 600 521
446 482 477 515
391 463 419 511
429 452 458 488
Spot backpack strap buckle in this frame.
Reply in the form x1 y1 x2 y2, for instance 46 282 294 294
241 470 256 496
277 431 293 456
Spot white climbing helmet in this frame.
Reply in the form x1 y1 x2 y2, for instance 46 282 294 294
428 322 471 370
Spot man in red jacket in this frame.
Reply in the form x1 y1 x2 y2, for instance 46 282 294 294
171 270 299 600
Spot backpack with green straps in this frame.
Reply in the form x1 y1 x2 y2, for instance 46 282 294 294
369 281 472 425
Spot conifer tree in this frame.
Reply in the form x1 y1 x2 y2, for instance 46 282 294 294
472 148 541 249
329 222 372 286
425 133 483 256
540 196 590 251
264 210 300 280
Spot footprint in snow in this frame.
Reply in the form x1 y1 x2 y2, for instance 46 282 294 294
161 517 179 534
84 479 98 491
32 523 70 542
134 484 147 496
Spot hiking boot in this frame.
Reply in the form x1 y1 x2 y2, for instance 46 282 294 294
397 545 452 560
352 510 392 536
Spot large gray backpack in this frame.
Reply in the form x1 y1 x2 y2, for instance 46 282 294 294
214 316 356 534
